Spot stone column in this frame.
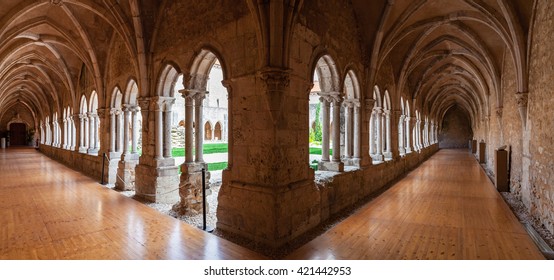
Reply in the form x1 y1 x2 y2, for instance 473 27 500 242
116 110 123 153
87 113 95 153
345 101 354 158
123 106 131 155
94 114 100 150
109 110 116 152
194 93 206 162
62 119 67 149
353 102 361 161
131 106 139 154
384 109 392 159
70 116 75 150
373 107 383 161
163 98 175 159
331 97 342 162
179 90 195 163
405 116 412 153
154 99 164 160
398 115 405 155
320 97 330 162
79 114 85 151
369 109 375 156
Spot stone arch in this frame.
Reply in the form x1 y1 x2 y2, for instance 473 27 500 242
157 63 181 97
205 121 213 141
342 70 362 164
214 121 222 141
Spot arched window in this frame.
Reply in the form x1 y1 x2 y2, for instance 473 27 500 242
88 91 100 154
404 99 412 153
383 90 392 160
124 80 142 155
398 97 406 155
342 70 361 166
205 121 213 141
110 87 124 153
370 86 384 162
310 55 343 171
79 95 88 153
214 122 222 141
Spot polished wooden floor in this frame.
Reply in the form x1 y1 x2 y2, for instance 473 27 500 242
286 149 544 259
0 147 265 259
0 148 543 260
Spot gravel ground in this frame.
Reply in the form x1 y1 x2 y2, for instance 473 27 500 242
112 171 222 230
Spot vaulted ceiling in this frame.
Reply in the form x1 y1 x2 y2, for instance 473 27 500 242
0 0 535 129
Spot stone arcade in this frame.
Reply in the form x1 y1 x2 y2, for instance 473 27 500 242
0 0 553 253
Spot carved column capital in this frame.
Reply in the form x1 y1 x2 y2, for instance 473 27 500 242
137 97 150 111
257 67 291 126
365 98 376 112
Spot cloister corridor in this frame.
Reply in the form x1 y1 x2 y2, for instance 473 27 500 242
0 147 542 260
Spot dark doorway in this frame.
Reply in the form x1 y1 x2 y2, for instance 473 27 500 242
9 123 27 146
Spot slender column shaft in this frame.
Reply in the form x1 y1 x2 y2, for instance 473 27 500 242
385 110 391 154
353 105 361 159
79 116 84 149
346 105 353 158
369 110 375 155
195 95 205 162
71 117 76 150
398 115 405 154
110 111 116 152
123 109 131 155
93 115 99 150
405 117 412 153
163 109 172 158
185 96 194 163
321 99 330 162
155 105 163 160
332 100 341 162
131 109 138 154
375 108 382 156
88 114 95 152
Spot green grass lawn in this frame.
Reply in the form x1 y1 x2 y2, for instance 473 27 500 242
309 147 333 155
207 162 228 171
171 143 228 157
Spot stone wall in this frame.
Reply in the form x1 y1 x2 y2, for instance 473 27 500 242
39 145 103 181
527 0 554 233
438 106 472 149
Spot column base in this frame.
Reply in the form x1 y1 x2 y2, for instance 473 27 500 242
104 157 119 185
371 154 384 162
87 148 99 155
318 161 344 172
343 157 361 167
135 163 180 204
173 162 211 215
115 158 139 191
383 152 393 160
217 179 319 249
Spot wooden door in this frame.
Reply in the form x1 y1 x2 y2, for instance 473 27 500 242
9 123 27 146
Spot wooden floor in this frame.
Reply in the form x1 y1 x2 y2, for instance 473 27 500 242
0 147 265 260
0 148 543 260
286 149 544 259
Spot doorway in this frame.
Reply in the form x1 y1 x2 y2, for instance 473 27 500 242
9 123 27 146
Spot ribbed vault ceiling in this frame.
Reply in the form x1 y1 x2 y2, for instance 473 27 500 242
0 0 535 130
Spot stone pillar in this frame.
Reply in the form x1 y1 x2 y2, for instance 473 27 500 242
345 102 354 159
87 113 97 154
373 107 383 162
116 110 123 153
320 97 330 162
353 102 361 163
331 97 342 163
194 93 206 162
109 110 116 152
134 97 179 203
154 100 163 160
70 116 76 150
123 106 131 155
163 98 175 159
384 109 392 159
79 114 85 152
398 115 405 155
181 90 195 163
131 106 139 154
405 116 412 153
318 92 343 171
369 109 375 156
62 119 67 149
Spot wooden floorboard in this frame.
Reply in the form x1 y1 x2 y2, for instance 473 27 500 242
286 149 544 260
0 148 544 260
0 147 265 260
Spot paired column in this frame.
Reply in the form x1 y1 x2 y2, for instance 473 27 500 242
110 109 117 152
384 109 392 158
154 99 164 160
163 100 174 158
405 116 412 153
353 102 361 160
373 107 383 161
319 96 330 162
398 115 405 155
182 91 195 163
344 101 354 158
